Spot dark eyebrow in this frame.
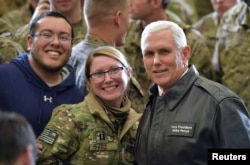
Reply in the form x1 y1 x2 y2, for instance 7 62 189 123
39 29 71 36
159 47 171 52
143 49 154 55
39 29 52 33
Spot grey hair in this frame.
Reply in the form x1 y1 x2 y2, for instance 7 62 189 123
141 20 187 50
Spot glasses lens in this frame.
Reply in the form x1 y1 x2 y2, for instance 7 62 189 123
35 32 71 43
109 67 123 78
90 67 124 82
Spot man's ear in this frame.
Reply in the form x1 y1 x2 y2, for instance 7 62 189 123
27 35 33 52
151 0 162 8
113 10 122 27
22 145 35 165
182 45 191 66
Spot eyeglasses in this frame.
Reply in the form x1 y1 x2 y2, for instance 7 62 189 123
89 67 126 83
33 32 72 43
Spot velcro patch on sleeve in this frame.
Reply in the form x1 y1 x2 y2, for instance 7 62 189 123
38 128 58 145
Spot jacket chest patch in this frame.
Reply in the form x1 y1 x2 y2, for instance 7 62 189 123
89 129 118 151
168 122 195 137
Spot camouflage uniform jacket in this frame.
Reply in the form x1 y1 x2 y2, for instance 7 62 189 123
167 0 195 24
0 36 24 63
0 2 33 37
123 10 215 100
69 34 145 113
214 2 250 110
0 0 27 17
185 0 213 22
192 12 219 56
37 91 141 165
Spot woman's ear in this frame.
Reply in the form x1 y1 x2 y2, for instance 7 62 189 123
86 78 91 88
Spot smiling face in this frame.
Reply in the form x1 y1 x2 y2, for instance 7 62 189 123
27 16 72 73
141 29 190 91
50 0 80 13
87 55 131 107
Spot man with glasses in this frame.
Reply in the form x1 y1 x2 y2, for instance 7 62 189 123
12 0 86 52
0 11 84 137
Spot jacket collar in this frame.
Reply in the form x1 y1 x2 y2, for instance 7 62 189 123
85 91 141 140
149 64 199 111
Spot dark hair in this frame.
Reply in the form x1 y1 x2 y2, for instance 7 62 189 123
29 11 74 40
244 0 250 6
0 111 37 164
162 0 170 8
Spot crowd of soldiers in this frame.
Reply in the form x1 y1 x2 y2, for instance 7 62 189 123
0 0 249 112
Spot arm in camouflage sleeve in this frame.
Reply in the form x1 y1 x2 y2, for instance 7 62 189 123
36 104 82 164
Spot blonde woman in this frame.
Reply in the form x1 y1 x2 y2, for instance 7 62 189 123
37 46 141 164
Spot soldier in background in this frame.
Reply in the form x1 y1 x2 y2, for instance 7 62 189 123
167 0 195 24
0 36 24 64
0 0 27 17
213 0 250 111
187 0 214 21
0 0 39 37
193 0 241 82
124 0 215 101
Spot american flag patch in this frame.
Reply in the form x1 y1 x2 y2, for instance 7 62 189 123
38 128 58 145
